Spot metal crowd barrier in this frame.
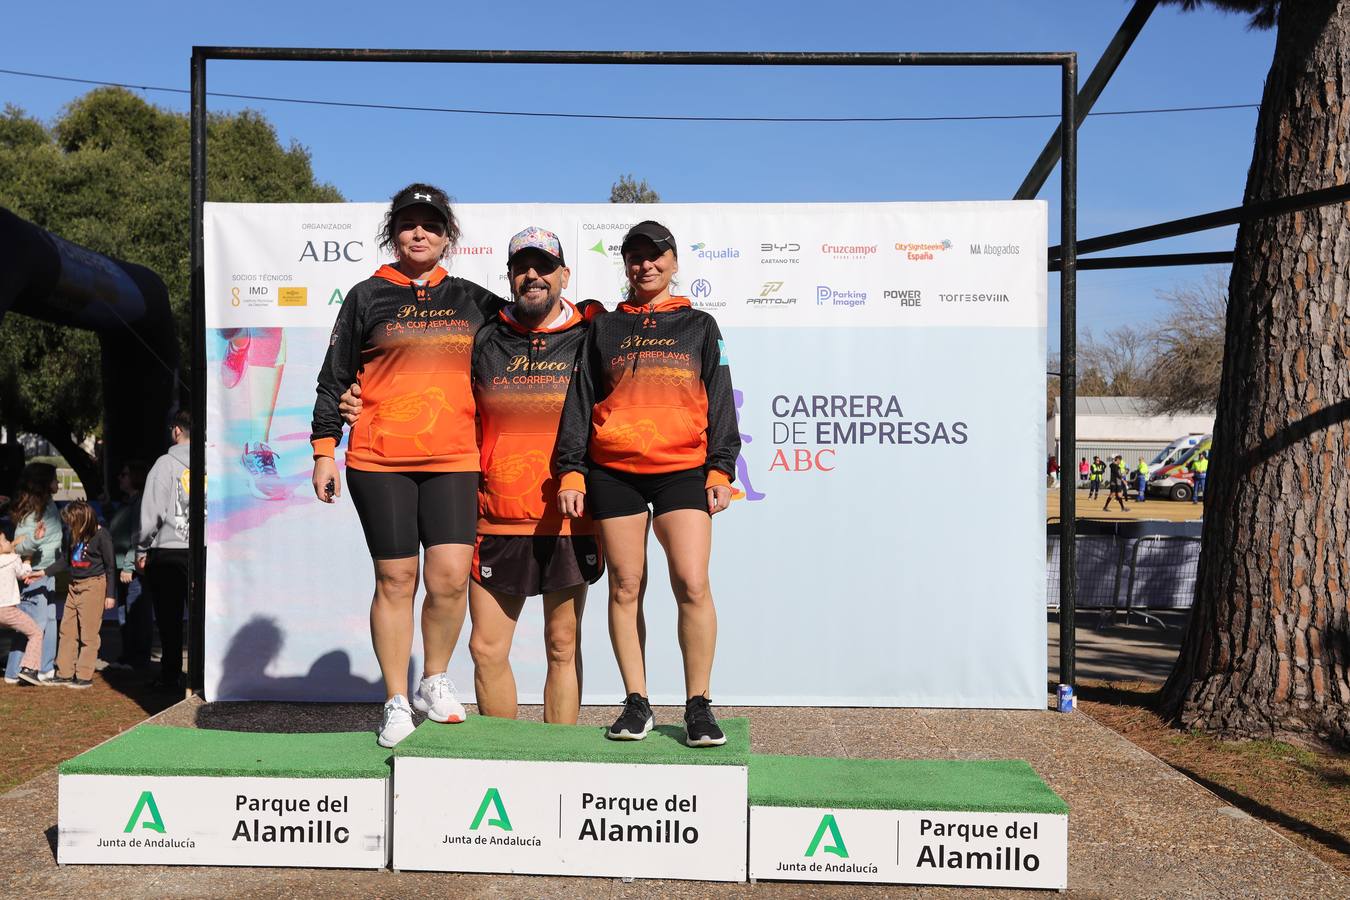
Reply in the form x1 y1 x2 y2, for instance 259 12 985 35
1046 520 1201 627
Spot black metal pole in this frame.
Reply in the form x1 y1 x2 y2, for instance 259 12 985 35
1014 0 1156 200
196 47 1072 67
1050 250 1234 271
188 50 207 697
1058 57 1078 694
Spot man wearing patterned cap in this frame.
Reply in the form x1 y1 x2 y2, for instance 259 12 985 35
341 226 604 724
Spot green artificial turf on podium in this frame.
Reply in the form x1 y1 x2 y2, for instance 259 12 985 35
749 756 1068 814
394 715 750 767
59 725 392 780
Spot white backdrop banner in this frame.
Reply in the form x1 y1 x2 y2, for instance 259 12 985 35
204 201 1047 708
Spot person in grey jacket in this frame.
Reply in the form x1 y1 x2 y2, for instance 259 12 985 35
138 411 192 690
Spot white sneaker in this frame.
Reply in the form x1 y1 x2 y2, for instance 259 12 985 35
377 695 415 748
412 672 466 724
37 670 55 683
2 677 17 686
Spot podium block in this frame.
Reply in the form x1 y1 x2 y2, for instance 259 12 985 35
748 756 1068 890
58 726 391 868
392 716 749 881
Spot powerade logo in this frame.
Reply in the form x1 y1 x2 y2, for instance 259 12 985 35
816 286 867 308
884 289 923 307
689 242 740 261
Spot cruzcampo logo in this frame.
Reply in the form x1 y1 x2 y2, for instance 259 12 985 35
469 788 512 832
124 791 166 834
804 813 848 858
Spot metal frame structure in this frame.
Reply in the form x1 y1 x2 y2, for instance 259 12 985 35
188 46 1082 698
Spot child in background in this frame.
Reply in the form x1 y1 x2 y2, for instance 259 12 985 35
51 501 116 689
0 524 44 685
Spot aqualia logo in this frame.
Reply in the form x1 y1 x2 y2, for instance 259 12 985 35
804 813 848 859
689 242 740 261
470 788 513 832
124 791 166 834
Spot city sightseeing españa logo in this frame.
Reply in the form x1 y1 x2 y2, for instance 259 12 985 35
894 239 953 261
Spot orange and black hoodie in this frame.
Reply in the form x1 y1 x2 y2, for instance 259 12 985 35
473 298 598 536
311 264 505 471
555 296 739 492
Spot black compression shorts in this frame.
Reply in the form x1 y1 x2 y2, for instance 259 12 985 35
586 466 707 520
345 469 478 558
472 535 604 596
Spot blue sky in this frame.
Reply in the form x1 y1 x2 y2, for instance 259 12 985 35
1 1 1275 345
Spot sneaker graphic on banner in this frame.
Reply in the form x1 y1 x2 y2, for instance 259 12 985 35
241 442 288 501
222 334 250 389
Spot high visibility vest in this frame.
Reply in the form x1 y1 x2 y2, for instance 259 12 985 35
1193 457 1209 474
1137 462 1149 476
1090 463 1104 481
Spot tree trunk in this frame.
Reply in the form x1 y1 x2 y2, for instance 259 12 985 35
35 423 103 502
1161 0 1350 746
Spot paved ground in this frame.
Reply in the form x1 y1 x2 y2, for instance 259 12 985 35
2 692 1345 898
1049 609 1189 684
1047 486 1203 523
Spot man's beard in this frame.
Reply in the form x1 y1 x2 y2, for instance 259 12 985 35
513 280 559 318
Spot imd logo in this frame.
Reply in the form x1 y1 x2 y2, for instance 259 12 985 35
124 791 166 834
804 813 848 859
470 788 513 832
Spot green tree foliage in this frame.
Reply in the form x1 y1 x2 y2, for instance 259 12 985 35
609 173 660 203
0 89 341 492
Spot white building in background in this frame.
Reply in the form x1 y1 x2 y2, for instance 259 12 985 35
1047 397 1213 468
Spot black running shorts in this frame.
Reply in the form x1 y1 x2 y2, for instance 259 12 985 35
472 535 604 596
586 466 707 520
345 468 478 558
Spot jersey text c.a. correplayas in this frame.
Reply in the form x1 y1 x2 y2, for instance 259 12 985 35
554 296 739 492
310 264 504 472
473 298 599 535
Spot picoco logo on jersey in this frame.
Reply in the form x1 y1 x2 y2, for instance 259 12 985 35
299 240 364 263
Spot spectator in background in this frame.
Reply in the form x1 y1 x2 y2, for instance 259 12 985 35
1047 455 1059 488
1135 456 1149 503
50 500 116 689
1190 451 1209 504
1088 456 1105 500
0 522 44 685
138 411 192 691
108 461 151 671
1078 457 1089 488
5 463 62 685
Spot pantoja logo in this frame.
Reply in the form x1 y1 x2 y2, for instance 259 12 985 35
124 791 166 834
691 278 713 298
805 814 848 858
470 788 513 832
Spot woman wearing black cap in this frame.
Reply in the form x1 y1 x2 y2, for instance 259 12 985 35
310 183 504 747
555 220 741 747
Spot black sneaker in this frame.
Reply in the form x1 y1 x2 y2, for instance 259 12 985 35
69 678 93 690
48 675 73 687
16 667 41 686
606 693 654 741
684 695 727 747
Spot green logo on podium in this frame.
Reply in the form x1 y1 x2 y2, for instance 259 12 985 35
124 791 166 834
470 788 513 832
805 814 848 858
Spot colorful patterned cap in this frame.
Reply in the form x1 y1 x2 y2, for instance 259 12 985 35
507 226 565 266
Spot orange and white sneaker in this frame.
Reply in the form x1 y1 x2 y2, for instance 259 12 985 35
413 672 466 724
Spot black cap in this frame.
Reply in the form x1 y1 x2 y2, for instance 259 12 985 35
390 187 451 224
620 220 677 256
